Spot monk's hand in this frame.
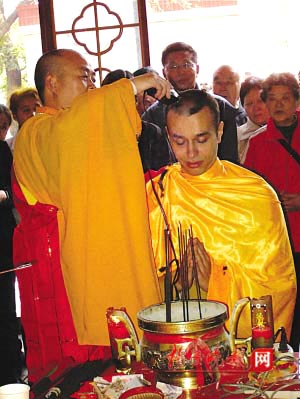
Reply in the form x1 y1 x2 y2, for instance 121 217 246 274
131 72 172 100
280 192 300 212
176 238 211 293
188 238 211 292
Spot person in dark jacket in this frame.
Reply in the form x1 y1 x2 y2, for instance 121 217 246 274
142 42 239 164
102 69 173 171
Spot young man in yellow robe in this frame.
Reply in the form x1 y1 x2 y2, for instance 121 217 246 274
146 89 296 341
12 49 171 382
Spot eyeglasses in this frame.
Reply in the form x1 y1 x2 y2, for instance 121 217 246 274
165 62 196 71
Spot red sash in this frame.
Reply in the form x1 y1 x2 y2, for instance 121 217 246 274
11 170 108 383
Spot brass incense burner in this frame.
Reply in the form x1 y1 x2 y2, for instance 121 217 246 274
106 298 250 389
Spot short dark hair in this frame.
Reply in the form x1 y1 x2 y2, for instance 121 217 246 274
101 69 133 86
34 49 86 103
133 66 159 77
161 42 198 66
240 76 263 107
166 89 220 131
261 72 300 102
34 49 79 104
0 104 12 126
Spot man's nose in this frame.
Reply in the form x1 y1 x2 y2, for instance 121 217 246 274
219 82 228 91
275 99 283 107
186 142 198 158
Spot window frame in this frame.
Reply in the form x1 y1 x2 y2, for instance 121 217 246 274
37 0 151 80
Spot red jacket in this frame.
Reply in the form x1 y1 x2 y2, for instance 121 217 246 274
244 114 300 252
12 172 109 383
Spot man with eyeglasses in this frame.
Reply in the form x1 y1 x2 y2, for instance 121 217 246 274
142 42 239 164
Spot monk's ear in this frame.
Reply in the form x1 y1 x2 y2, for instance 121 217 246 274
44 73 59 95
217 121 224 143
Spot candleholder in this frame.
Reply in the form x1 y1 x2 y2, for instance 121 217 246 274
106 307 140 373
250 295 274 349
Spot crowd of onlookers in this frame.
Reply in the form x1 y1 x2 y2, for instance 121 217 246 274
0 41 299 386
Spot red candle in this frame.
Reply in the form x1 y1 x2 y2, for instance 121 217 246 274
108 318 130 339
252 325 273 348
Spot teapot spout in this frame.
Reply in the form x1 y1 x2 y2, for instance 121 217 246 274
229 298 252 356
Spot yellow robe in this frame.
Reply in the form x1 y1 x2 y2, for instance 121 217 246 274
13 79 161 345
146 159 296 339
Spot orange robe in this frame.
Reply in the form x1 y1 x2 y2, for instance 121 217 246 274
13 79 161 345
146 159 296 339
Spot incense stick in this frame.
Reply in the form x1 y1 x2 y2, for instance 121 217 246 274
183 230 190 321
164 227 172 322
177 224 186 321
0 261 33 275
178 223 188 321
178 224 190 321
176 225 203 322
189 226 202 319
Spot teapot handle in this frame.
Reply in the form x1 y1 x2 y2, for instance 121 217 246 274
229 297 252 356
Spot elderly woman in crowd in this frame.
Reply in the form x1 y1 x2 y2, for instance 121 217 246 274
238 76 269 163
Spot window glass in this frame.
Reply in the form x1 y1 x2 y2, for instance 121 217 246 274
53 0 141 83
53 0 139 31
146 0 299 87
55 26 142 86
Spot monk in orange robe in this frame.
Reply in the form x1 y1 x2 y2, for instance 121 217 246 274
13 49 170 382
146 89 296 340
